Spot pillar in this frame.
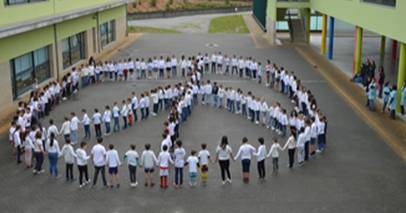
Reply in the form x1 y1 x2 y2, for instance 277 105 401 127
304 8 311 43
397 43 406 112
320 14 327 55
327 17 335 60
380 36 386 67
392 40 398 62
353 26 363 74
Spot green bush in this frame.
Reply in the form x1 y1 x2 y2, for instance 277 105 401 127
150 0 157 7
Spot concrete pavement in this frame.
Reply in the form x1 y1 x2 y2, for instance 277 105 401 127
0 34 405 213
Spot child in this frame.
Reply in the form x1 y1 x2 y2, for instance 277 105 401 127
46 132 60 177
92 108 102 138
267 138 284 172
33 131 45 175
297 128 306 165
198 143 210 185
234 137 256 183
124 144 139 187
157 145 173 189
81 109 91 140
70 112 80 145
174 140 186 188
60 138 77 181
103 106 112 136
76 142 90 188
121 100 128 129
22 132 34 168
141 143 157 187
112 102 120 132
255 137 266 179
186 150 199 187
106 144 121 188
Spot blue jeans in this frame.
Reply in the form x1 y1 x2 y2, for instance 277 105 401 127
175 167 183 185
230 100 235 113
48 152 58 177
84 125 91 139
113 117 120 132
212 95 218 107
105 122 111 134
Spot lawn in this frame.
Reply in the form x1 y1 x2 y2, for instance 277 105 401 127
208 15 249 33
128 26 179 33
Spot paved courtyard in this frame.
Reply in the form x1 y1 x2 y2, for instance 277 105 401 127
0 34 405 213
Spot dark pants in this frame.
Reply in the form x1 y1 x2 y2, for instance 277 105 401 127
16 145 22 163
219 160 231 181
94 124 102 138
93 166 107 186
129 165 137 183
304 141 310 161
272 157 279 171
78 165 89 185
34 152 44 172
257 160 265 178
288 148 295 168
175 167 184 185
66 163 74 180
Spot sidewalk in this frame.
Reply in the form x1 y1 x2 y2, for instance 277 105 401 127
295 43 406 161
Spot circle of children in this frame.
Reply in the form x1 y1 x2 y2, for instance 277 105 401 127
9 52 328 189
352 58 406 119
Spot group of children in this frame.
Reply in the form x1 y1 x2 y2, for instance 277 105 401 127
8 52 329 189
368 79 406 119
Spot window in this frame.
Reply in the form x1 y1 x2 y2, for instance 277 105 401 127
4 0 46 6
100 20 116 48
362 0 396 7
10 46 51 98
62 32 86 69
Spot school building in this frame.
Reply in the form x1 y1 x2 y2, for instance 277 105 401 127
253 0 406 112
0 0 130 114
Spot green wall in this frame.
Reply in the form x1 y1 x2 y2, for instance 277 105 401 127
0 0 123 27
267 0 406 43
99 5 126 23
56 14 97 40
0 26 54 63
310 0 406 43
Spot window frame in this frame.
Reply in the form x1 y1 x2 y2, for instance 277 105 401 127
62 32 86 69
100 20 116 48
4 0 47 6
10 46 51 99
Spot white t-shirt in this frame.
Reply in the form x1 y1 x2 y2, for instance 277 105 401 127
125 150 139 166
198 150 210 165
91 144 106 166
106 149 121 168
234 143 256 160
174 147 186 168
216 145 233 161
187 156 199 173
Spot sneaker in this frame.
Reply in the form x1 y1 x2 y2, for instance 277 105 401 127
39 169 45 174
222 181 226 185
134 182 138 187
226 179 232 184
255 121 259 124
79 184 85 188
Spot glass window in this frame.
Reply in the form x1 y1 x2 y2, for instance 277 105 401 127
5 0 46 6
100 20 116 48
362 0 396 7
62 32 86 69
11 46 51 98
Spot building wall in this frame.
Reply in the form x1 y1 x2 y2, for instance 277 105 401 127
0 0 124 27
267 0 406 43
0 5 127 113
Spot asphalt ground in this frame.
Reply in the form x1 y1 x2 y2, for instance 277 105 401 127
0 34 405 213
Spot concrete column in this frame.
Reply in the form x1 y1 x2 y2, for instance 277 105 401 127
380 36 386 67
266 17 276 45
328 17 335 60
320 14 327 55
397 43 406 112
392 40 398 62
304 8 311 43
353 26 363 74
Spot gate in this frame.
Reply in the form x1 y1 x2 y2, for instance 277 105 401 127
252 0 267 31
